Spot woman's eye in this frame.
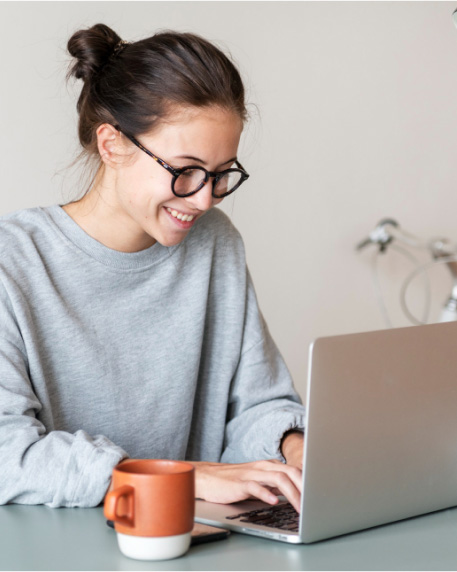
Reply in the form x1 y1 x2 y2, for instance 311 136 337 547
182 169 201 177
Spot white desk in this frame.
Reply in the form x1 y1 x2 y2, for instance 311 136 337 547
1 504 457 570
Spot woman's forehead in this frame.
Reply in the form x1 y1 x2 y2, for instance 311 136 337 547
147 105 242 138
143 106 243 160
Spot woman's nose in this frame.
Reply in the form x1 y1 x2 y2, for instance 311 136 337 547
184 180 216 212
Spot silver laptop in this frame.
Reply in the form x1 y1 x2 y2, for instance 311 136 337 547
195 321 457 543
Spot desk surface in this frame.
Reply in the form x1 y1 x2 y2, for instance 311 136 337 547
1 504 457 571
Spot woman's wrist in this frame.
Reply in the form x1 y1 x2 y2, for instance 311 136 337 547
189 461 215 499
280 430 304 466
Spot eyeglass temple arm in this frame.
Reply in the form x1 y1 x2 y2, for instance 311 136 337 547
113 125 181 176
236 161 249 177
114 125 248 178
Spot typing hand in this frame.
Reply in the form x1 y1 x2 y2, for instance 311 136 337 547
191 460 302 513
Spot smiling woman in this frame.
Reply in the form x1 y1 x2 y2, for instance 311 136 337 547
63 105 244 250
0 23 305 511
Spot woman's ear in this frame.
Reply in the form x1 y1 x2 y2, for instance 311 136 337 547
96 123 130 168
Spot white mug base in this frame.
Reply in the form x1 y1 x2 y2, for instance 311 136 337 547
116 531 191 561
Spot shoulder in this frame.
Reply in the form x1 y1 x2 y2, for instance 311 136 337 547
0 206 49 236
183 207 246 270
0 206 53 265
190 207 244 249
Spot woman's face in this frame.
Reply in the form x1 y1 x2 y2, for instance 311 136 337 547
111 105 244 248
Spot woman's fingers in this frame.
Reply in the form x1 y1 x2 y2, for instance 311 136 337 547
242 469 301 512
193 460 303 513
253 460 303 494
264 486 282 496
244 481 280 506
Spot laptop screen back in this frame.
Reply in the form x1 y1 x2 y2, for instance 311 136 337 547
301 321 457 543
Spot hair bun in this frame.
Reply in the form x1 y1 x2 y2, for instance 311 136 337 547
66 23 122 82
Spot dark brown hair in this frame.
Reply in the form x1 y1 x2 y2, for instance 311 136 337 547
65 23 247 198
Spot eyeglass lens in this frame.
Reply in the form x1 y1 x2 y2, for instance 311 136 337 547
174 168 244 197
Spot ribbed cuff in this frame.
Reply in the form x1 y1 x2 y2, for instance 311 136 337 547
46 433 128 508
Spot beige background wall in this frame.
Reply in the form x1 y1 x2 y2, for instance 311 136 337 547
2 1 457 400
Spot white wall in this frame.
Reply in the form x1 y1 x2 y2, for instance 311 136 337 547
2 1 457 400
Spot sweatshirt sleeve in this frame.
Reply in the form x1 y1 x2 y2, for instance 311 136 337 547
0 280 128 507
220 267 305 464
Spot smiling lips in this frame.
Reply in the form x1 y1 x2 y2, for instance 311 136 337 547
166 207 196 222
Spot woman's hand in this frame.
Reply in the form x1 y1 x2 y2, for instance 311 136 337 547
191 460 302 513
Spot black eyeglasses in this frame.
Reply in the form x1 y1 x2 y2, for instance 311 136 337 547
113 125 249 199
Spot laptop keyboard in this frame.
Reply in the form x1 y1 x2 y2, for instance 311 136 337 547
225 502 299 532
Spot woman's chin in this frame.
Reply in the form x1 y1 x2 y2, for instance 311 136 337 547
156 232 189 248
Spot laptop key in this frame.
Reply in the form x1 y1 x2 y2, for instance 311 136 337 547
226 502 299 532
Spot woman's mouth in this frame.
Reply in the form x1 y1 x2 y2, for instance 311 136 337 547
164 207 197 229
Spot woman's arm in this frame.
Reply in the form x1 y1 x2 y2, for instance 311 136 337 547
190 258 305 511
0 279 127 507
219 267 305 465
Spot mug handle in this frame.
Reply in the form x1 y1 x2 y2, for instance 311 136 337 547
104 485 135 527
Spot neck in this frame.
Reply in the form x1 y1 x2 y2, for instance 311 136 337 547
62 168 156 253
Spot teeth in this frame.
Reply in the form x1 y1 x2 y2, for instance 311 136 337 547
167 208 194 222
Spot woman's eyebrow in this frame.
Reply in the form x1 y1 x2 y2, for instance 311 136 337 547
174 155 237 168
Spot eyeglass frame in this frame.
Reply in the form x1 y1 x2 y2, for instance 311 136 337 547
112 124 250 199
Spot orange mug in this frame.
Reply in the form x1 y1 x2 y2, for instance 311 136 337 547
104 459 195 561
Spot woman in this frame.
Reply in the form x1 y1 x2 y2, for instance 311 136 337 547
0 24 305 511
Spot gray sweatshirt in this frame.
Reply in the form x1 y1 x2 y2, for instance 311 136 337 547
0 205 305 507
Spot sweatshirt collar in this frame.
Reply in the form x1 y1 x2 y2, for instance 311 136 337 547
43 205 179 271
